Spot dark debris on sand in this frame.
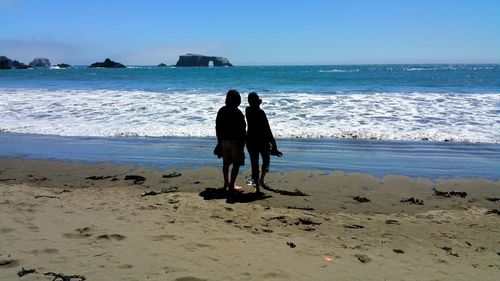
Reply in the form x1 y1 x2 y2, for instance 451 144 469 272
44 272 86 281
344 224 364 229
162 172 182 178
17 267 37 277
439 246 459 257
400 197 424 205
124 175 146 184
432 188 467 198
85 175 114 180
295 217 322 226
34 194 60 199
140 186 178 197
353 196 370 203
15 269 86 281
486 209 500 215
286 206 315 211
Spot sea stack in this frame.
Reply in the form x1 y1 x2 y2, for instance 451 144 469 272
89 58 126 68
56 63 71 68
29 58 51 68
175 54 233 67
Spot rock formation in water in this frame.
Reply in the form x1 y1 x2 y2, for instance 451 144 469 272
29 58 51 68
89 58 126 68
175 54 233 67
0 56 30 69
56 63 71 68
157 63 167 67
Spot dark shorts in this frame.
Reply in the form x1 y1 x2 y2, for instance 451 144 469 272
222 140 245 166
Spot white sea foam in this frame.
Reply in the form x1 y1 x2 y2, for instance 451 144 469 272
319 69 360 73
0 88 499 143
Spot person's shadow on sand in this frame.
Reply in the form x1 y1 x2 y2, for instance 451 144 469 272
199 187 271 203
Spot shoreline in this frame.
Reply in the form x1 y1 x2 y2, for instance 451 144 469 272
1 132 499 180
1 157 499 280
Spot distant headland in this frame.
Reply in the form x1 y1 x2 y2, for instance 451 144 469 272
0 54 233 69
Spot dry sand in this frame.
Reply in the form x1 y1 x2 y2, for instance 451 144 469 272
0 158 499 280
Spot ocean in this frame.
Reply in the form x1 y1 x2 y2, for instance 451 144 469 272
1 64 499 179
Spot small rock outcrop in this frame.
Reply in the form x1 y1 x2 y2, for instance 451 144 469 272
56 63 71 68
175 54 233 67
0 56 30 69
89 58 125 68
157 63 167 67
29 57 51 68
0 57 11 69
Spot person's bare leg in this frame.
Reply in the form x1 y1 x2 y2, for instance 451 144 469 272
222 163 230 189
258 170 267 191
249 149 261 193
229 165 240 189
259 169 267 184
259 152 270 189
254 180 261 193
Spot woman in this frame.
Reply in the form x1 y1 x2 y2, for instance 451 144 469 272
245 92 282 193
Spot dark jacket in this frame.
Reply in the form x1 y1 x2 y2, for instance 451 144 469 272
245 106 276 148
216 105 246 143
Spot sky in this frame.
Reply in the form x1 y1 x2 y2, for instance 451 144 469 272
0 0 499 65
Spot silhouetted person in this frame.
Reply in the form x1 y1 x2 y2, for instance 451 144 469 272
216 89 246 194
245 92 282 193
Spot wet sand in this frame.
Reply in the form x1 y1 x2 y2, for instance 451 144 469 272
0 157 499 280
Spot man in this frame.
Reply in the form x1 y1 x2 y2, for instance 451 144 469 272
215 89 246 195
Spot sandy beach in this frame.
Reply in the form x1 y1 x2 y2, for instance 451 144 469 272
2 0 499 280
0 157 499 280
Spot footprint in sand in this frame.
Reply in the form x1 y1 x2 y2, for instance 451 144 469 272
0 259 19 268
261 271 290 279
175 277 207 281
151 234 177 241
63 233 92 239
385 219 400 225
27 225 39 232
63 227 93 239
0 227 14 234
194 243 213 248
30 248 59 255
355 254 371 263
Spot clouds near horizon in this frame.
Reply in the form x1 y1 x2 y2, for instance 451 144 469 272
0 39 84 64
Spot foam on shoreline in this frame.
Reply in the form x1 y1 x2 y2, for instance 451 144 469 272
1 88 499 143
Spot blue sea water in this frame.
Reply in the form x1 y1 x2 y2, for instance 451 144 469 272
0 64 499 178
1 64 498 142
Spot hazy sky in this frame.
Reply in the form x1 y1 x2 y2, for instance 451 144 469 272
1 0 499 65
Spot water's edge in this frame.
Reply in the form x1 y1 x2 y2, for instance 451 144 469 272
1 132 498 180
